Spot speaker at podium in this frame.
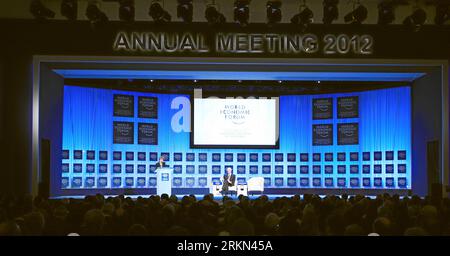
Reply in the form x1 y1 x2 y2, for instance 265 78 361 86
156 167 173 195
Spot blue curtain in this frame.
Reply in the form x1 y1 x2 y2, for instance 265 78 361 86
61 85 411 194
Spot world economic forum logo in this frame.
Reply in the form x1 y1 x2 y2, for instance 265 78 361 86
300 178 309 187
198 178 207 186
173 178 182 186
398 178 407 187
98 178 107 187
72 178 82 188
275 178 283 187
287 178 296 187
125 178 134 186
85 178 95 187
115 95 132 109
363 178 371 187
137 178 146 186
62 178 69 188
314 125 331 138
186 178 195 187
313 178 321 187
220 104 250 125
113 177 122 187
340 99 355 110
342 128 355 137
350 178 359 187
317 104 330 112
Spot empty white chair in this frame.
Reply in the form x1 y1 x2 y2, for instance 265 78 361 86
247 177 264 195
227 184 238 196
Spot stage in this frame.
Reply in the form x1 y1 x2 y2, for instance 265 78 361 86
31 56 448 199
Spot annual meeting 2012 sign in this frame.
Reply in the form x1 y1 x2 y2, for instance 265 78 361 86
113 31 374 56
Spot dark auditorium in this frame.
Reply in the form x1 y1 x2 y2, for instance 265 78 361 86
1 0 450 241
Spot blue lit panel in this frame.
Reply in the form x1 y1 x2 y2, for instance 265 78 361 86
60 85 411 194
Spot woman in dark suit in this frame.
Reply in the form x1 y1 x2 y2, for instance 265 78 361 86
155 156 166 168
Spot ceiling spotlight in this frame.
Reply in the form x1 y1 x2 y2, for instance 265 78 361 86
435 2 450 25
267 0 282 26
377 0 395 25
344 1 368 25
61 0 77 20
205 4 226 25
119 0 135 22
403 5 426 31
149 0 171 23
291 2 314 31
86 1 108 24
177 0 193 23
234 0 251 27
30 0 55 20
323 0 339 24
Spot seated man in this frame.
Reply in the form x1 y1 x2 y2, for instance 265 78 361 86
221 167 236 196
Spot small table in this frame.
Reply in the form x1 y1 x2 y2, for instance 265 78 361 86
237 184 248 196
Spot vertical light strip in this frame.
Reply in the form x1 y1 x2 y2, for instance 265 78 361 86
31 57 40 196
275 96 280 146
442 62 449 196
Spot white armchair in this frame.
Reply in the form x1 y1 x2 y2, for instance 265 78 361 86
226 184 237 196
212 184 237 196
247 177 264 195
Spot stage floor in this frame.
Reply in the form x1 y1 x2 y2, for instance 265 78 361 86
50 194 379 201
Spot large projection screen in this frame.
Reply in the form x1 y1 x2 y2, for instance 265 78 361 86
192 98 279 148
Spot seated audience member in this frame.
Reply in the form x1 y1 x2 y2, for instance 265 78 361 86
230 218 255 236
325 213 345 236
0 221 21 236
344 224 365 236
23 212 45 235
81 209 105 236
264 213 280 235
128 224 149 236
0 192 450 236
165 225 190 236
372 217 392 236
404 226 427 236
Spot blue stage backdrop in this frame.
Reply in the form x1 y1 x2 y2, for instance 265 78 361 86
60 85 411 194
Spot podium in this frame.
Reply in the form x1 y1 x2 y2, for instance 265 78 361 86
156 167 172 196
